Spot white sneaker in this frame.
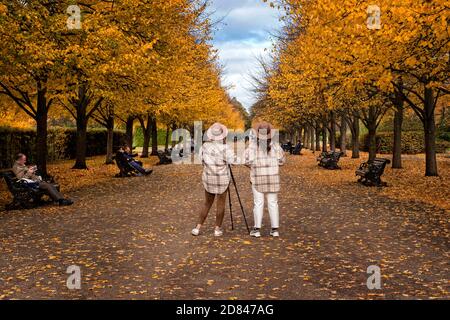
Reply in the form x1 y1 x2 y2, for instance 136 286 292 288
214 228 223 237
191 228 200 236
270 229 280 237
250 228 261 238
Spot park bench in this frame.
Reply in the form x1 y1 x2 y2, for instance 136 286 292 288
1 170 60 210
113 152 144 177
317 151 343 170
356 158 391 187
292 143 303 155
281 143 293 154
157 151 172 165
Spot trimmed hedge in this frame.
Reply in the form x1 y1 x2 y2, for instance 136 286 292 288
0 126 126 169
360 131 450 154
438 131 450 142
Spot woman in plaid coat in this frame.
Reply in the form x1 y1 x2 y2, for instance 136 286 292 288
192 123 236 237
245 122 286 238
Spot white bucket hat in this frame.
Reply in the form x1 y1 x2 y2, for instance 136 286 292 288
205 122 229 142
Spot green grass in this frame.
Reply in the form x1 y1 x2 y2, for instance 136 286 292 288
133 127 171 147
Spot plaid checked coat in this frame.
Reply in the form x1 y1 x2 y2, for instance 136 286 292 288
199 141 236 195
244 142 286 193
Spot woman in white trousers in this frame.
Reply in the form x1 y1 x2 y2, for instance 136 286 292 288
245 122 286 237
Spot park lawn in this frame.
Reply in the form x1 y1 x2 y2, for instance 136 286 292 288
0 156 159 210
0 151 448 212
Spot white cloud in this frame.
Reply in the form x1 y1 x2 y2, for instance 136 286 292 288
209 0 283 109
215 40 272 107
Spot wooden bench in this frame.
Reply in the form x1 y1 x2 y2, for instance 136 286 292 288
114 150 150 177
1 170 60 210
114 152 140 177
356 158 391 187
157 151 172 165
317 151 343 170
292 143 303 155
281 143 293 154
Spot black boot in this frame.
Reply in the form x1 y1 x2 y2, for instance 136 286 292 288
59 199 74 206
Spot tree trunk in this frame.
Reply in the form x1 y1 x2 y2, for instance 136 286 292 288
105 117 114 165
298 127 303 145
303 126 309 149
72 83 90 170
392 96 404 169
140 114 152 158
125 116 134 148
151 116 158 156
330 111 336 152
165 125 170 151
423 87 438 176
315 124 321 151
35 83 49 177
322 120 328 152
172 124 178 149
367 106 378 162
171 123 177 148
309 126 314 152
340 115 347 156
350 115 360 159
304 126 310 149
73 111 88 169
367 127 377 162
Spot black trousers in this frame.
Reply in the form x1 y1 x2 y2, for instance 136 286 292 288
129 160 146 174
38 181 64 201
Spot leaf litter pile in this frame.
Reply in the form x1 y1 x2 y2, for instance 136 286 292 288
0 153 448 299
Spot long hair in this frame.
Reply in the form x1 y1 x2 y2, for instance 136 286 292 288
16 153 25 161
257 138 272 154
255 122 274 154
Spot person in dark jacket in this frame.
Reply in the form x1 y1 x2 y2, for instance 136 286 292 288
118 145 153 176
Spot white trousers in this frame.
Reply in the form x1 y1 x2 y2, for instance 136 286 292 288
252 186 279 229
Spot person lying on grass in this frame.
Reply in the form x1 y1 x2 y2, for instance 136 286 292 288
12 153 73 206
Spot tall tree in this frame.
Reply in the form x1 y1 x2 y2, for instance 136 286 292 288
0 1 66 176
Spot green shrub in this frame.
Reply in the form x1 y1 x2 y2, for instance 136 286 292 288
436 139 450 153
361 131 422 154
378 112 423 133
438 131 450 142
360 131 449 154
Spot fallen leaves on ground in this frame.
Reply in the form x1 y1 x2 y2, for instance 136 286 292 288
0 156 159 209
0 152 448 300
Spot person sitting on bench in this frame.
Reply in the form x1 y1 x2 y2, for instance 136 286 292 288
282 141 293 154
12 153 73 206
119 145 153 176
292 142 302 155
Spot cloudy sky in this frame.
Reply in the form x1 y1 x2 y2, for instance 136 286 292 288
209 0 283 110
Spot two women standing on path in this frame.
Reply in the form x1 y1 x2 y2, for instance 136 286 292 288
192 122 285 238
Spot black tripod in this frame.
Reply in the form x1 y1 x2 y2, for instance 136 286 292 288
227 165 250 233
